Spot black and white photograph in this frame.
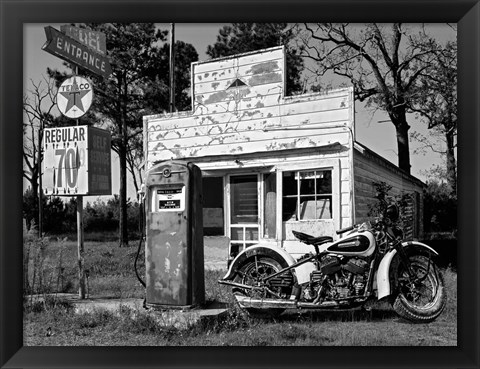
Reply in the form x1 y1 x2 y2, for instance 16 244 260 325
1 1 479 367
21 22 458 346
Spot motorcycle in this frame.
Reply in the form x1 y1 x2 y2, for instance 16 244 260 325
219 203 446 323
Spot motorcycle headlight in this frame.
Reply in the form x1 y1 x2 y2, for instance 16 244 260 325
385 204 399 222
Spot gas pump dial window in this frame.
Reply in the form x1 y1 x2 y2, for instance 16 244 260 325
154 185 186 212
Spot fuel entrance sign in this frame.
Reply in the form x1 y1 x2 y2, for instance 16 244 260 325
43 125 111 196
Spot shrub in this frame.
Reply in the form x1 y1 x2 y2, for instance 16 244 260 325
23 189 77 234
23 190 143 236
424 181 457 233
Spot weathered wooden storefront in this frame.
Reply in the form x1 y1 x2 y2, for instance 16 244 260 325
143 46 425 263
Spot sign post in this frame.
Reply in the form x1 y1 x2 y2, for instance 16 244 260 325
43 124 112 299
77 194 85 298
75 63 84 300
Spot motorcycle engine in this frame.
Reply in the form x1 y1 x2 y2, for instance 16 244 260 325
303 256 370 302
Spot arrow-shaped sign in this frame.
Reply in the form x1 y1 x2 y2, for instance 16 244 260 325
42 26 112 79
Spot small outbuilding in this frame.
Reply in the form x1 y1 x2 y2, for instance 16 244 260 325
143 46 425 262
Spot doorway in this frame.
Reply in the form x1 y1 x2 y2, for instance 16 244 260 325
229 174 259 258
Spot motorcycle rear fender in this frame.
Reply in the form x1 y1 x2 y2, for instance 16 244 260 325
222 243 308 283
376 241 438 300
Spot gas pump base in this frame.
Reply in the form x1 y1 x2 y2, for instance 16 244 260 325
146 303 199 311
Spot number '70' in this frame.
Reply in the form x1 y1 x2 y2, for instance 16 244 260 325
55 148 79 188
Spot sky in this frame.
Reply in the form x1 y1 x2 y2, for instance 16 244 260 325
23 23 456 203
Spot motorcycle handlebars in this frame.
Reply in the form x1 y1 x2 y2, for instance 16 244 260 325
336 219 384 235
336 225 355 235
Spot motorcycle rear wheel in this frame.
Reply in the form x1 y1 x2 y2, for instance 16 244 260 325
392 255 446 323
233 256 289 318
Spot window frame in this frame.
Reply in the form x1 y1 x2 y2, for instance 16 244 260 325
282 169 333 221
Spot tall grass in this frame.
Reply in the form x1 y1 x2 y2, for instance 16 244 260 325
23 233 146 299
440 266 457 322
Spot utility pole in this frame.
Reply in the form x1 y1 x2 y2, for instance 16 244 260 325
169 23 175 113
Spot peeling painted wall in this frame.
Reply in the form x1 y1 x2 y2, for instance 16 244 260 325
144 47 354 166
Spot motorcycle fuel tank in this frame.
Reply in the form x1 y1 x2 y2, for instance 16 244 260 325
326 231 376 257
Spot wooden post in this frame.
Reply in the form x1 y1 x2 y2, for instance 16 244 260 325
37 120 44 237
75 66 86 299
169 23 175 113
77 194 85 299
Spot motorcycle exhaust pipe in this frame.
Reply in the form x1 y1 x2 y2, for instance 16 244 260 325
235 295 298 309
235 295 343 310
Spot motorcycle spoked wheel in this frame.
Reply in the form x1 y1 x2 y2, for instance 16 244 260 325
233 256 289 318
392 255 447 323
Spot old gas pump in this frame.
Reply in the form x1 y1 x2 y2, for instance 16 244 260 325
143 160 205 308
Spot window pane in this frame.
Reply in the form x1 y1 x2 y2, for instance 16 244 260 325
283 197 297 221
298 196 316 219
230 227 259 241
230 228 243 240
316 170 332 194
282 171 296 196
316 196 332 219
263 173 276 238
244 227 259 241
230 175 258 224
299 174 316 195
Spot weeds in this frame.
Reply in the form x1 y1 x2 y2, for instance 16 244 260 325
24 294 74 314
75 309 115 329
440 266 457 322
23 229 56 306
189 306 254 336
118 305 161 334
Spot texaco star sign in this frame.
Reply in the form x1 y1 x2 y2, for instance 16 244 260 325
56 76 93 119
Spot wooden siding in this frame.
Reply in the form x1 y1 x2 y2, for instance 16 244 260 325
144 46 353 167
353 143 425 239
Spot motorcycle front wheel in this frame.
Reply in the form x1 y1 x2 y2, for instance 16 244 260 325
392 255 446 323
233 256 289 318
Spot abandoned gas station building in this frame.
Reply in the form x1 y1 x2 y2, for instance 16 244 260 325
143 46 425 261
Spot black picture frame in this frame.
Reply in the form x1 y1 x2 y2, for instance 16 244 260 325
1 0 478 368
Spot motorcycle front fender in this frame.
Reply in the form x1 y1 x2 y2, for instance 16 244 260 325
222 243 310 283
376 241 439 300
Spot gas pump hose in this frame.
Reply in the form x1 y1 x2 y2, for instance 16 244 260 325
134 200 148 309
134 234 148 310
134 233 146 288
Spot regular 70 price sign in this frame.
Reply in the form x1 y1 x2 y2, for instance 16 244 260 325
43 125 112 196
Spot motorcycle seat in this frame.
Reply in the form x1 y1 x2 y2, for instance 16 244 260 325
292 230 333 246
